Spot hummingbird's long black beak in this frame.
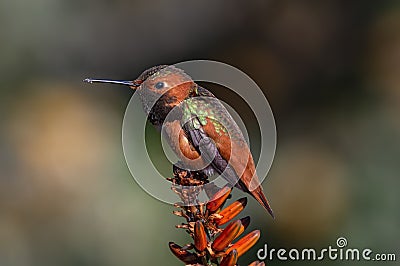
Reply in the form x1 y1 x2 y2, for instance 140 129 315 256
83 78 141 88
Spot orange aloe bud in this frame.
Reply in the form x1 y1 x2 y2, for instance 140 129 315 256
212 220 241 251
206 186 232 212
249 261 265 266
215 197 247 225
226 230 260 257
220 249 238 266
236 216 251 239
194 221 207 251
169 242 199 264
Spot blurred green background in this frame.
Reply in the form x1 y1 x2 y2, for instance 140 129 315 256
1 0 399 265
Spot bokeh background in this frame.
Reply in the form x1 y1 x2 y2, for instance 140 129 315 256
1 0 399 265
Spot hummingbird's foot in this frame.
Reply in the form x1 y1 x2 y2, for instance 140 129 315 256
170 162 209 186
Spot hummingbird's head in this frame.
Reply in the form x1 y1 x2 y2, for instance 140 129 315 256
137 65 195 100
84 65 195 97
84 65 196 125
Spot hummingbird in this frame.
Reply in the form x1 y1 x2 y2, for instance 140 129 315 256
84 65 274 218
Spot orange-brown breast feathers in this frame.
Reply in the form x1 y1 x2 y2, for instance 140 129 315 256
163 120 203 168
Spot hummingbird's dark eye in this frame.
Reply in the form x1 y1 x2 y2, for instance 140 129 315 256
155 81 165 89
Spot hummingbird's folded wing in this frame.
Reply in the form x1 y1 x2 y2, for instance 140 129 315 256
181 85 256 192
182 118 242 189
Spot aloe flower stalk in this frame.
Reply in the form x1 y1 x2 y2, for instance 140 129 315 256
168 169 264 265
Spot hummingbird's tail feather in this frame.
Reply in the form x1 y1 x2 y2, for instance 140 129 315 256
252 188 275 219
